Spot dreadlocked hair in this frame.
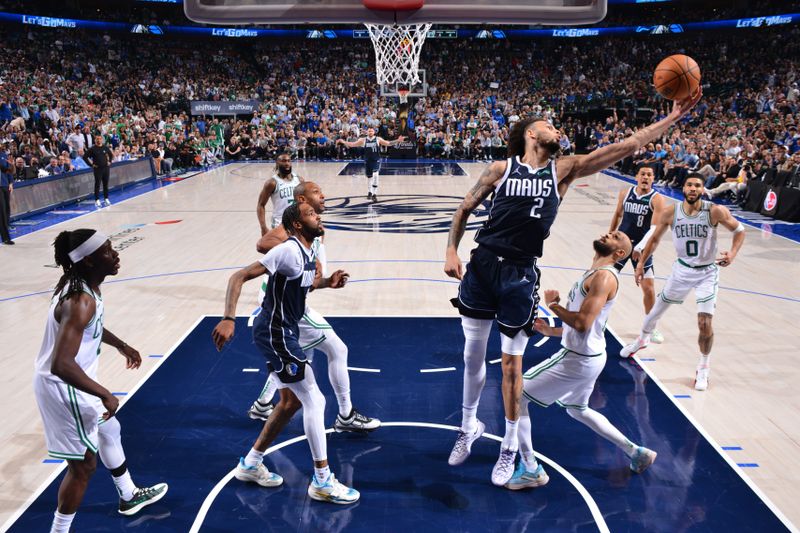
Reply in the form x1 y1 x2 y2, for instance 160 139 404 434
53 229 96 301
507 117 548 159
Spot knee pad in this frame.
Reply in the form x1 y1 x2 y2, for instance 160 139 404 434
501 330 529 356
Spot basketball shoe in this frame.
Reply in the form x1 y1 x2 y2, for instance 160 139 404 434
448 420 485 466
630 446 657 474
234 458 283 487
334 408 380 433
491 448 517 486
695 366 710 391
308 473 360 504
620 334 650 358
505 462 549 490
650 329 664 344
118 483 169 516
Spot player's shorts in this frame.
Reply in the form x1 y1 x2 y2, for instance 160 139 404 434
365 159 381 178
659 260 719 315
298 306 332 353
34 376 101 460
453 245 540 337
614 253 655 280
252 310 309 384
522 348 606 410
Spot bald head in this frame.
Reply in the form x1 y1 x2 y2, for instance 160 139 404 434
593 231 632 261
293 181 326 214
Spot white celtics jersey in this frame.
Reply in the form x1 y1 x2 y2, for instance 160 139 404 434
270 172 301 227
35 282 104 381
561 266 619 356
311 237 327 277
672 201 718 267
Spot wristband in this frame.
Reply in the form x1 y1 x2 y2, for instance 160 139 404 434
222 316 236 322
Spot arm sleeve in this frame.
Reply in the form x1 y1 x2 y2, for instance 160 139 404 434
634 226 656 252
259 242 304 278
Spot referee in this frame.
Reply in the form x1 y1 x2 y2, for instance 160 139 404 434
84 136 114 207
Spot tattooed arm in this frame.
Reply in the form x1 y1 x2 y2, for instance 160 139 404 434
444 161 506 279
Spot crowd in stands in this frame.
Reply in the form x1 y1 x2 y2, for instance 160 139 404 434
0 21 799 208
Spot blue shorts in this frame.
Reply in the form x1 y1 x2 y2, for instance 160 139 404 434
614 253 654 276
453 246 540 337
252 310 308 383
366 159 381 178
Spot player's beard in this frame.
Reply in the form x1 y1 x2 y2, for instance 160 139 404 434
541 139 561 155
279 166 293 177
685 194 699 205
593 239 615 257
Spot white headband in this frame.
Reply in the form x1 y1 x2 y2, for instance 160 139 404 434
68 232 109 263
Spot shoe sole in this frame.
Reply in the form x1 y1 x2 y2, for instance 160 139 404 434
694 381 708 391
118 485 168 516
620 343 648 358
308 489 360 504
234 470 284 487
334 421 381 434
448 421 485 466
248 411 272 421
631 451 657 474
505 473 550 490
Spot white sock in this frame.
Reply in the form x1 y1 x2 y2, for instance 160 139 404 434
462 406 478 434
112 470 137 501
698 353 711 369
567 408 635 456
314 465 331 483
336 394 353 419
502 418 519 452
51 511 75 533
244 447 264 468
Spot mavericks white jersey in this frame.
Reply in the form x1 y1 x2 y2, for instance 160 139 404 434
35 283 104 381
270 172 301 227
672 201 717 267
561 267 619 356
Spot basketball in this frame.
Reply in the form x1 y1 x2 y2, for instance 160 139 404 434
653 54 701 100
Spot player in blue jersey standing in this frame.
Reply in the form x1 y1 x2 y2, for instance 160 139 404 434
337 127 405 202
212 203 359 504
444 91 701 486
608 163 668 343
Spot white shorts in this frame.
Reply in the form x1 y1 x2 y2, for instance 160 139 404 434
298 306 332 351
522 348 606 410
34 376 101 460
659 261 719 315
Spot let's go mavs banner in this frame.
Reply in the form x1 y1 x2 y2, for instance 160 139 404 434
190 101 260 116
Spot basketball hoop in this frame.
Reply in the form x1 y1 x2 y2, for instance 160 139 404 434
398 88 410 104
365 22 432 86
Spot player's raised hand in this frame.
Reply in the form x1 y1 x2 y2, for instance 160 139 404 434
544 290 560 307
670 87 702 120
212 320 235 351
444 250 463 280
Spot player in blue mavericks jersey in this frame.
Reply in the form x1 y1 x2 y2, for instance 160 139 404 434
608 163 668 343
337 127 405 202
444 90 701 486
212 203 359 504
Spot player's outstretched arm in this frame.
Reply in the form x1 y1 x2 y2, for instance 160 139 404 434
712 204 745 267
256 224 289 254
608 188 627 234
337 138 366 148
212 262 269 351
557 90 702 187
257 180 277 236
633 193 667 260
445 161 506 279
378 136 405 147
314 269 350 290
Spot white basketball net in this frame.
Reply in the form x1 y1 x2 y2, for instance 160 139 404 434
365 23 432 86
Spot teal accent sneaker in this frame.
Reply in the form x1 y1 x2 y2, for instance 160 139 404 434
118 483 168 516
630 446 657 474
505 462 549 491
234 458 284 487
307 473 360 505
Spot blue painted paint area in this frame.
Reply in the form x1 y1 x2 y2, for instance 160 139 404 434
8 317 790 532
723 446 744 451
603 169 800 244
339 161 467 176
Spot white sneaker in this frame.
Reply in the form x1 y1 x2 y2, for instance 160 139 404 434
95 199 102 208
448 420 485 466
104 198 112 206
694 367 710 391
629 446 657 474
234 458 283 487
307 473 360 504
491 448 517 486
620 335 650 358
334 408 381 433
650 330 664 344
247 400 274 421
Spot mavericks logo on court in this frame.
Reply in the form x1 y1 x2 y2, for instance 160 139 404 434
763 190 778 211
321 194 489 234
